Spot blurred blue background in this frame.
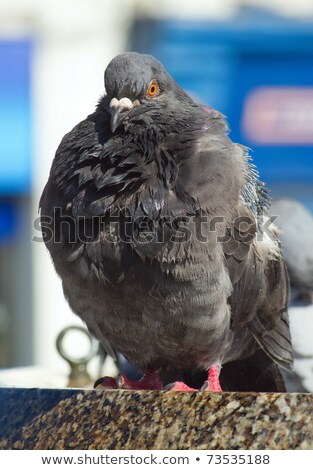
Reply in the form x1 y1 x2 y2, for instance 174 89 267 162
0 0 312 372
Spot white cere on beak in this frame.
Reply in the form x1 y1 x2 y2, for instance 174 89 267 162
110 97 137 111
109 97 140 132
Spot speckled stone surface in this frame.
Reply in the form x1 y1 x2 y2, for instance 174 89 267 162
0 388 312 450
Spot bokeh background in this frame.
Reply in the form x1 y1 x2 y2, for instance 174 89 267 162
0 0 313 387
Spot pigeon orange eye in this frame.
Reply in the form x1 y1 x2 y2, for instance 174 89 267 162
147 81 159 97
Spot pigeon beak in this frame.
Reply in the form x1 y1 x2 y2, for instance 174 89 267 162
109 97 139 133
110 107 125 133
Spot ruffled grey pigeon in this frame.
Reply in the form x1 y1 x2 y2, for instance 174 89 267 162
40 52 292 392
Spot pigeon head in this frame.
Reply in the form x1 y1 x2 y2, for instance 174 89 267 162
104 52 195 133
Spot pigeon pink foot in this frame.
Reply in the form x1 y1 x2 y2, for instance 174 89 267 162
165 365 222 392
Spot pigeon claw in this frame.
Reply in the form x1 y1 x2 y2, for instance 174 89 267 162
199 379 222 392
94 376 118 389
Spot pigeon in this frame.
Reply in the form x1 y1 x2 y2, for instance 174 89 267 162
271 199 313 303
40 52 292 392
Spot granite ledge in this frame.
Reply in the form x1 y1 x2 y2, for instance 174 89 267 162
0 388 312 450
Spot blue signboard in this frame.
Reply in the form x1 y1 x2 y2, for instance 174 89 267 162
0 40 32 194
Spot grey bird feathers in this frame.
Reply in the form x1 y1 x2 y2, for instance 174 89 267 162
40 52 293 391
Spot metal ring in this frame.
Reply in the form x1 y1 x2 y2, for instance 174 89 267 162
56 325 98 365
